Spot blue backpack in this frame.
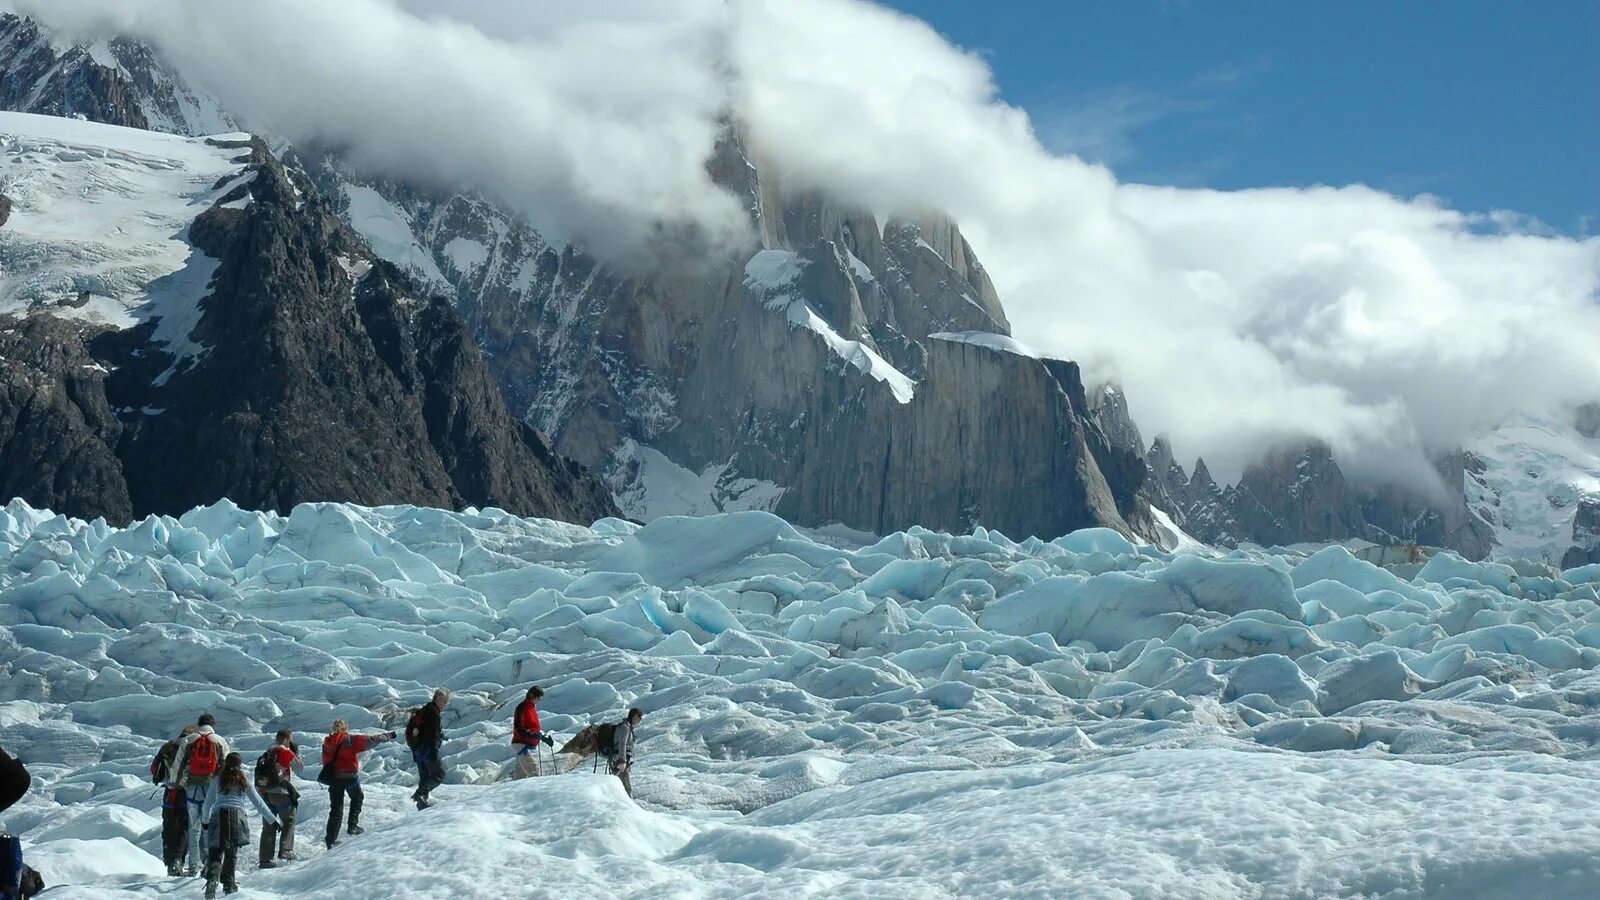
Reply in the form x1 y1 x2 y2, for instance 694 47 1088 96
1 831 22 900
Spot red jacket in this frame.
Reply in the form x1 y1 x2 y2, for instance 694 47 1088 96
271 745 298 770
513 700 542 747
322 733 381 776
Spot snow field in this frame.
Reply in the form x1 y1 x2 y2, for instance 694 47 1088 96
1466 414 1600 563
2 499 1599 898
0 111 253 365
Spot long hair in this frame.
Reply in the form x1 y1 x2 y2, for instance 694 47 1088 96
220 752 248 793
330 719 349 735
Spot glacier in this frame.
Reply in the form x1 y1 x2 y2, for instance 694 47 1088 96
1 499 1599 898
0 111 253 366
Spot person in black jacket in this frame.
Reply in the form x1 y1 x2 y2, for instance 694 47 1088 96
2 742 44 898
0 743 28 813
406 689 450 810
155 725 198 876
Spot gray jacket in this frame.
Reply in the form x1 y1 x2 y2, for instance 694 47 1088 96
612 721 635 762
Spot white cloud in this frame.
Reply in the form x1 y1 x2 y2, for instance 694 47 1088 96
5 0 747 261
9 0 1598 488
726 0 1600 485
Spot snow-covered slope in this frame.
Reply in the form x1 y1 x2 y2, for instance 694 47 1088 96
2 499 1598 897
1466 413 1600 564
0 111 251 358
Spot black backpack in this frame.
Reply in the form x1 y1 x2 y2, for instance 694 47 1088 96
150 740 181 785
254 749 284 792
1 831 23 900
594 722 618 758
404 708 426 750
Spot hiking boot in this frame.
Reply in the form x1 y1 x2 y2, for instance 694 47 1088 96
185 866 200 877
204 882 218 900
416 797 432 810
325 839 337 850
259 860 277 870
166 863 183 877
347 825 365 836
224 885 239 895
279 851 296 861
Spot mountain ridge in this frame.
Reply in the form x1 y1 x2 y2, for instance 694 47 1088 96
2 13 1593 559
0 109 617 525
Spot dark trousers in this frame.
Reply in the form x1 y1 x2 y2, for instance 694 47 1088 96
610 758 633 797
160 788 189 868
325 778 362 845
259 793 296 864
205 808 244 891
412 747 445 799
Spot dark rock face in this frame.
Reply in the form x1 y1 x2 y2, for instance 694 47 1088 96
882 339 1149 538
1145 439 1495 558
1576 403 1600 440
293 131 1144 540
0 132 617 525
0 316 131 522
0 17 149 129
0 15 234 134
1563 499 1600 569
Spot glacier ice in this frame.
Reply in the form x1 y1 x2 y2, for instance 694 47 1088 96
2 498 1599 897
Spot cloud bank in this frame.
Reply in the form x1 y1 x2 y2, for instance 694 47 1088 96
10 0 747 259
10 0 1599 488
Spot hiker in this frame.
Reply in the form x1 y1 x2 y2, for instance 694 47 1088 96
177 714 232 876
405 688 450 809
321 720 396 849
511 686 555 779
199 752 279 899
2 741 44 900
151 724 197 875
0 742 28 813
256 729 302 867
608 708 643 797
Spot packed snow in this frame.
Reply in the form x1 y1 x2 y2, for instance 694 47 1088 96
930 330 1044 360
744 249 916 403
1467 413 1600 563
0 111 252 361
606 439 786 521
340 183 452 291
2 499 1599 898
441 236 489 276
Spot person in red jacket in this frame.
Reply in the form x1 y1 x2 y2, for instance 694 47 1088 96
511 686 555 779
320 720 396 850
258 729 302 867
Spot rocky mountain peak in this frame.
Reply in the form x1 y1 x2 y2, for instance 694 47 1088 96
0 109 616 525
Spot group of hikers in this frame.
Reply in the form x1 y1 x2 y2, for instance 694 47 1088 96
141 687 644 898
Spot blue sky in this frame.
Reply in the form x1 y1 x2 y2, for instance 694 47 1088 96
880 1 1598 234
